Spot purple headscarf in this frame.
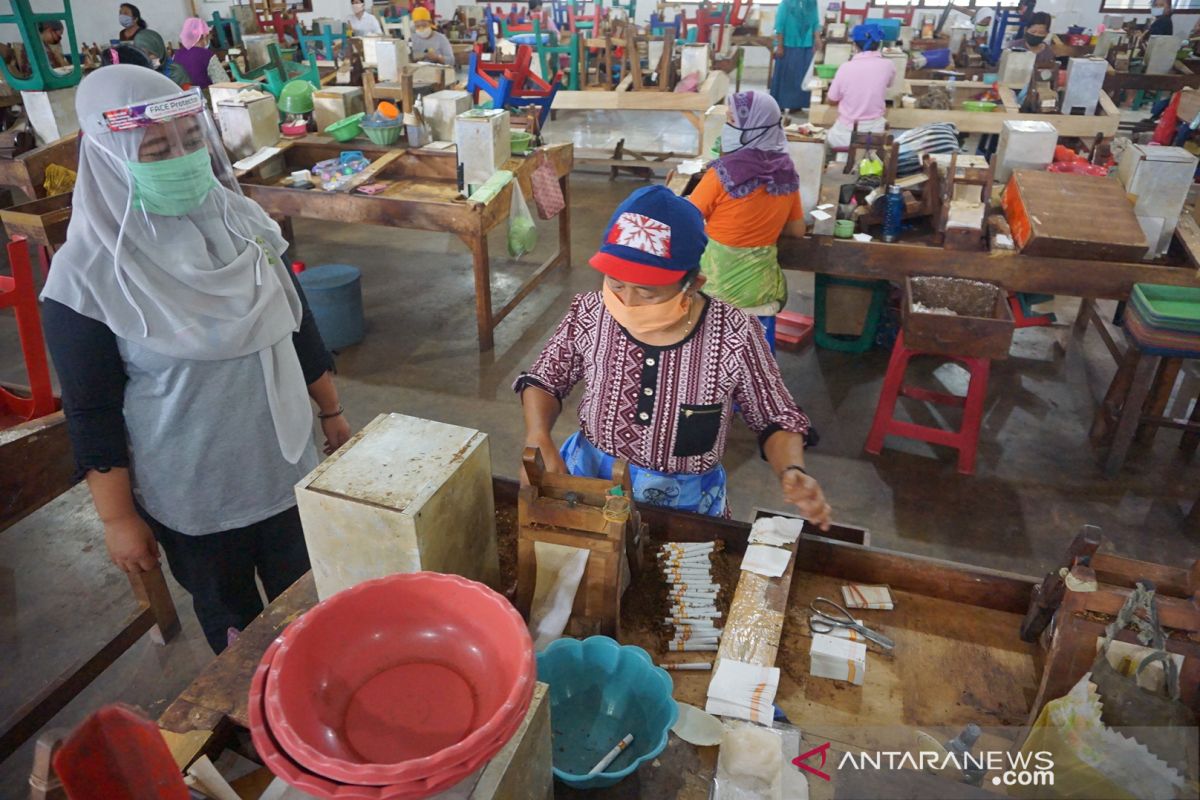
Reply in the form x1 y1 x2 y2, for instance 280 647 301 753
711 91 799 199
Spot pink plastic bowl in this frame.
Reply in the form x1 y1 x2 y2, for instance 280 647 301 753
249 639 529 799
265 573 535 786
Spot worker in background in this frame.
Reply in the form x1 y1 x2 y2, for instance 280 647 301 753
41 66 351 654
346 0 384 36
174 18 230 90
527 0 559 34
690 91 805 351
825 24 893 150
515 186 831 527
38 21 69 69
117 3 187 85
1013 12 1056 75
1016 0 1037 30
770 0 820 114
411 7 456 65
1149 0 1174 36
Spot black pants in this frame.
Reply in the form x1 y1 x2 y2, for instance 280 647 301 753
143 505 311 654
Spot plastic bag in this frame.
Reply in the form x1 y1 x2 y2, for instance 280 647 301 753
508 182 538 258
530 152 565 220
713 721 806 800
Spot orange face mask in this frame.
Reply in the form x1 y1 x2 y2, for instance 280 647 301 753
602 281 692 338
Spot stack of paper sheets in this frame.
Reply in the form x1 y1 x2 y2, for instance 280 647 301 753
841 584 895 610
706 658 780 725
748 516 804 547
810 632 867 686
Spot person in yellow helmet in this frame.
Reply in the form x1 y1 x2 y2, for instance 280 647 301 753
410 7 455 65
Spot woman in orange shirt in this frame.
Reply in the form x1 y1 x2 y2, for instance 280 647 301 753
690 91 806 349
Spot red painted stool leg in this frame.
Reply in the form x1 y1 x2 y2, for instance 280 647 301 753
955 357 990 475
865 332 912 455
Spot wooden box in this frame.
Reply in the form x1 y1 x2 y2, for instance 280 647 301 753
424 89 473 142
295 413 501 601
455 109 511 187
0 190 71 249
1002 169 1147 262
209 82 259 126
217 94 280 160
313 87 365 132
903 276 1014 360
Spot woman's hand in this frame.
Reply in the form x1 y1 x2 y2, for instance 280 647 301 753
104 515 160 574
774 44 784 59
321 413 352 455
780 468 832 531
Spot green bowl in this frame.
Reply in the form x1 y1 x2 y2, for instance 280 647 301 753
962 100 997 112
511 131 534 154
325 112 365 142
815 63 839 80
362 121 403 145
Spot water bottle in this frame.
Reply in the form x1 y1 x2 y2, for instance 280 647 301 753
882 185 904 243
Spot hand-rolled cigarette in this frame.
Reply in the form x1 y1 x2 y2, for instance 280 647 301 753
672 622 720 632
659 554 712 564
659 661 713 671
670 628 721 641
669 641 719 651
666 582 718 591
661 541 714 550
670 638 719 647
670 593 719 602
668 606 720 616
661 567 713 576
587 733 634 776
664 615 723 625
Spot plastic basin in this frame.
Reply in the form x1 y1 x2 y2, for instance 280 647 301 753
326 112 365 142
536 637 677 789
511 131 533 154
362 119 403 146
962 100 996 112
250 639 528 799
814 63 839 80
265 573 535 786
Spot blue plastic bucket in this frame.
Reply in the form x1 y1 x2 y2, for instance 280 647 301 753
297 264 365 350
917 48 952 70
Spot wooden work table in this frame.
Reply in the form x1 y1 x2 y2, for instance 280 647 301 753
1103 60 1200 93
238 137 573 351
0 133 77 201
809 79 1121 137
778 234 1200 301
157 477 1052 799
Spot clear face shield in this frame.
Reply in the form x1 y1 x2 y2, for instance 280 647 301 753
82 87 256 233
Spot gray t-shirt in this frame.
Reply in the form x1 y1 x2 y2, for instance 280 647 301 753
118 337 319 535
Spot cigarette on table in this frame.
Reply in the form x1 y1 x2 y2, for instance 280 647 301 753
669 641 719 652
672 622 721 632
665 616 723 625
587 733 634 776
661 541 715 550
668 605 719 614
667 582 719 591
670 629 721 642
659 555 712 565
659 662 713 671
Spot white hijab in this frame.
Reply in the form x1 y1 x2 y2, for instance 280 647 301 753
42 66 312 464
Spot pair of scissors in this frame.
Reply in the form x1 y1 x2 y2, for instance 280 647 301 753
809 596 895 650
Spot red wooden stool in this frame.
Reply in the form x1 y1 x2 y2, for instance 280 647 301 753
865 332 991 475
0 235 58 428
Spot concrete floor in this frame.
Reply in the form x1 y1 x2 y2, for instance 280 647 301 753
2 97 1199 795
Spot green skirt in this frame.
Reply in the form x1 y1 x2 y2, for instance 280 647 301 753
699 240 787 314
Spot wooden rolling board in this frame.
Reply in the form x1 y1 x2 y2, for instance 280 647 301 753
779 571 1040 748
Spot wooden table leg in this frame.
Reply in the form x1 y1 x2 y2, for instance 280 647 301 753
1090 345 1138 444
1104 350 1161 478
558 174 572 269
1136 357 1181 444
1072 297 1095 337
464 230 495 351
1180 390 1200 457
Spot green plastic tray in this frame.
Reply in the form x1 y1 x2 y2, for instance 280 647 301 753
1131 284 1200 332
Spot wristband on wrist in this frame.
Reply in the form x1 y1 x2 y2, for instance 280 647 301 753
781 464 809 479
318 405 344 420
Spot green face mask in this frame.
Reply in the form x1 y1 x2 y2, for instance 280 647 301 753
126 148 217 216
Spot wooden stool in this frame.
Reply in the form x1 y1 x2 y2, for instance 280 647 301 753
516 447 644 638
865 332 991 475
1091 343 1200 478
813 273 889 354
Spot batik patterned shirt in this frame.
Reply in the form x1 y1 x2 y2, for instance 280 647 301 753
513 292 814 475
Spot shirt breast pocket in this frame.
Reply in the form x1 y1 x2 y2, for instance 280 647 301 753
673 403 723 458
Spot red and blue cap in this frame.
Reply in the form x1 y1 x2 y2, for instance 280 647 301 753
588 185 708 286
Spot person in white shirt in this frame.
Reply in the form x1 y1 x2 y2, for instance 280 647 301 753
345 0 383 36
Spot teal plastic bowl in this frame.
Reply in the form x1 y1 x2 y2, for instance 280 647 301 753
536 637 677 790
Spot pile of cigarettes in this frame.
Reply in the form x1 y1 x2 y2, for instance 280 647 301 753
659 541 722 654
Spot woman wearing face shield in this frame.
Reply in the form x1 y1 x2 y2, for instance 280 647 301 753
688 91 805 351
41 66 351 654
515 186 831 528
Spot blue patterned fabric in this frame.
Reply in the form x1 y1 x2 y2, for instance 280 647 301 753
560 431 728 517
